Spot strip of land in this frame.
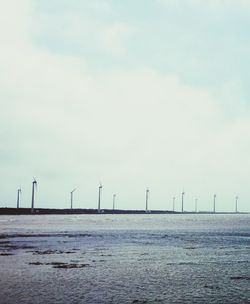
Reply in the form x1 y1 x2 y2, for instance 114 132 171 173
0 208 247 215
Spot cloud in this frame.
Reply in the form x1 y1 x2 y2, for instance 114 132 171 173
0 0 249 211
31 0 133 58
100 22 134 56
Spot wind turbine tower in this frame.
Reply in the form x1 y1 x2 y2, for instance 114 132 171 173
213 194 216 213
17 187 21 209
172 196 176 212
235 196 239 213
145 189 149 212
113 194 116 211
181 191 185 213
31 178 37 212
70 188 77 209
98 183 103 213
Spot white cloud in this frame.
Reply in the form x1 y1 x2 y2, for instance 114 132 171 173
0 0 249 211
99 22 134 56
30 1 133 58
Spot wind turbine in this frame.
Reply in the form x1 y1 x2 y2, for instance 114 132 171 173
31 178 37 212
17 187 21 209
235 196 239 213
172 196 176 212
112 194 116 211
70 188 77 209
98 183 103 213
181 191 185 213
145 188 149 212
213 194 216 213
195 198 198 213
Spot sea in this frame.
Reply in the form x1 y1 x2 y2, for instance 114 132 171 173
0 214 249 304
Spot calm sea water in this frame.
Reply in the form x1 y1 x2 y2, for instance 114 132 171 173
0 214 249 304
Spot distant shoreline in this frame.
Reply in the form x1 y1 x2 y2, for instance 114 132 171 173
0 208 248 215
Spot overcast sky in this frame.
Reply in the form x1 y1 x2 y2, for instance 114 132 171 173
1 0 250 212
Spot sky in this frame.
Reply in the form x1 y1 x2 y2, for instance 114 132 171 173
0 0 250 212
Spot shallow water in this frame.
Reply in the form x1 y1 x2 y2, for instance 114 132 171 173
0 214 249 304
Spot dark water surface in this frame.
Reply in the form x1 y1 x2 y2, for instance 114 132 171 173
0 214 249 304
